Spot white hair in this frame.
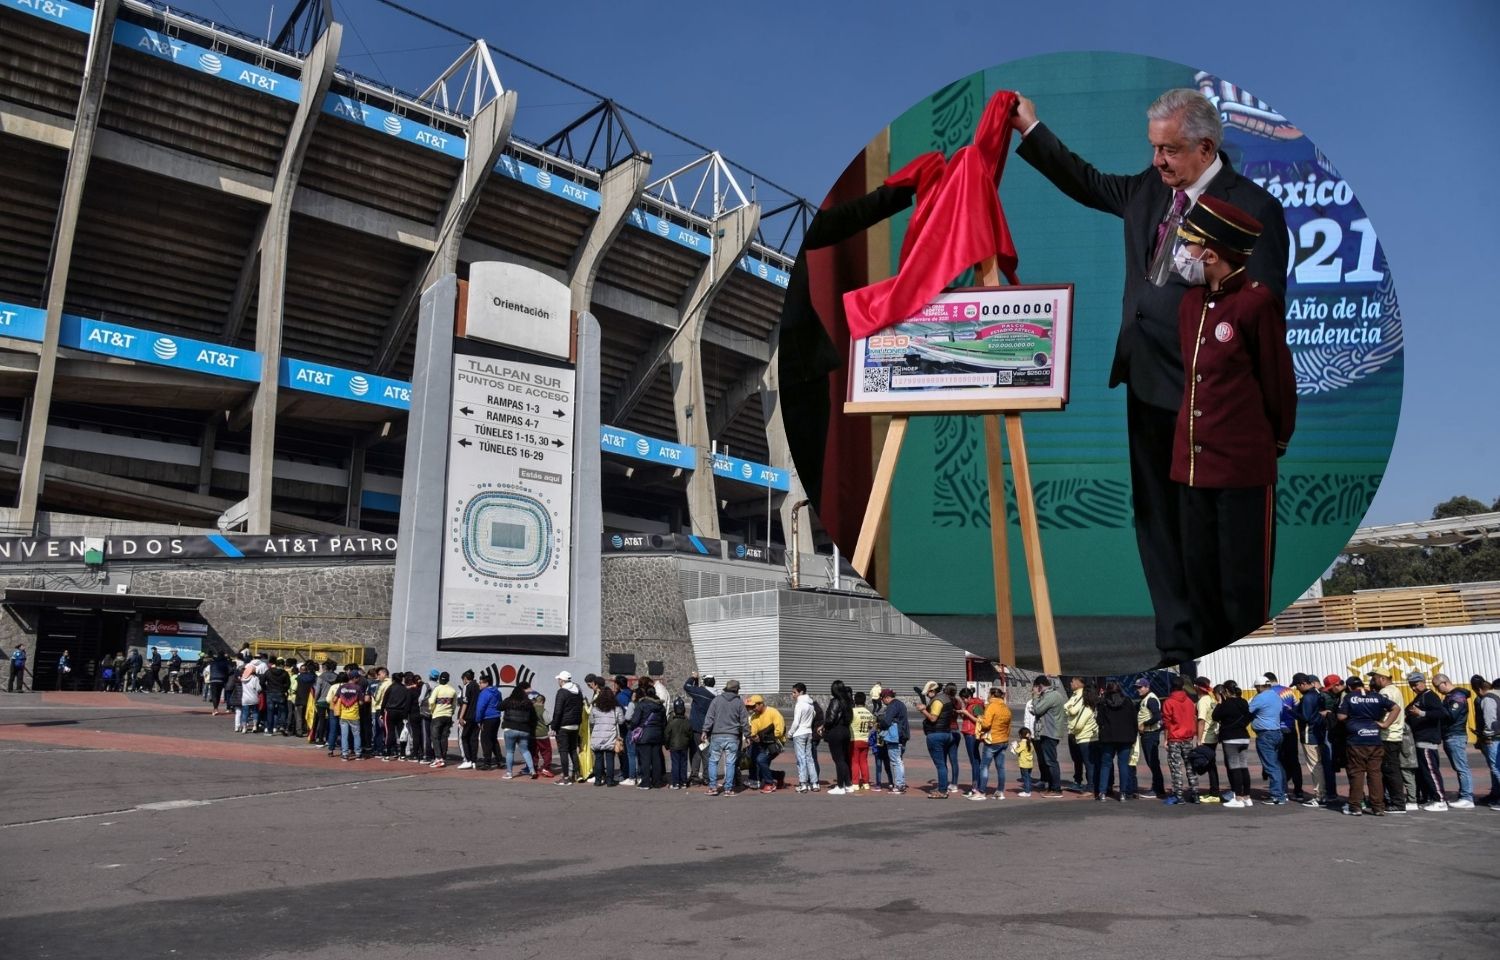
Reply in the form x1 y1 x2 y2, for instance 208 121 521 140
1148 88 1223 152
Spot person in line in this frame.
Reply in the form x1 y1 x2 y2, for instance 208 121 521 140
426 672 457 768
473 675 503 773
960 686 986 795
1194 678 1222 802
746 694 786 793
1293 674 1332 808
1405 672 1448 811
550 672 584 783
167 651 183 694
238 663 263 735
456 670 480 770
1321 674 1347 803
1133 677 1165 798
1368 669 1409 811
1095 681 1137 802
918 681 959 798
701 679 748 797
1213 680 1253 807
875 688 909 795
378 669 411 760
55 649 70 690
498 680 537 779
332 672 362 761
850 692 876 792
1064 678 1101 797
1162 675 1199 805
789 682 820 793
588 684 624 787
144 647 162 693
1248 674 1288 804
683 673 716 786
631 685 667 789
822 681 855 795
528 692 552 776
1433 674 1476 809
974 685 1012 800
1471 676 1500 808
1012 728 1037 797
665 699 694 790
1029 677 1066 797
1337 675 1399 816
263 658 291 737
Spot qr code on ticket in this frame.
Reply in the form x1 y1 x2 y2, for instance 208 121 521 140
862 366 890 394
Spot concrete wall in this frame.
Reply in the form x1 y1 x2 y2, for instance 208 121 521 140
599 555 697 683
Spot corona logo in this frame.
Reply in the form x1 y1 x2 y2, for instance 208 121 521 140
152 337 178 360
383 115 403 135
1349 642 1443 687
634 438 650 456
535 170 552 189
198 52 223 75
349 375 370 397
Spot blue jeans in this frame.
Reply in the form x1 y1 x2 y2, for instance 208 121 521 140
707 734 738 791
339 718 361 758
240 704 259 730
670 748 689 786
1256 729 1286 801
948 730 962 785
1442 735 1473 801
793 734 816 786
964 733 982 785
265 698 286 733
749 741 777 784
887 741 906 788
1099 743 1132 796
977 741 1007 794
1037 736 1061 792
1019 767 1033 792
926 733 952 792
1480 741 1500 801
503 730 535 775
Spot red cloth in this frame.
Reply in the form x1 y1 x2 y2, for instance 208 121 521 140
843 91 1021 340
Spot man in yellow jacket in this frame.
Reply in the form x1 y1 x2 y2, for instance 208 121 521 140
746 694 786 793
975 687 1013 800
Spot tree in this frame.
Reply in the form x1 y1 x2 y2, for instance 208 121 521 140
1433 495 1488 520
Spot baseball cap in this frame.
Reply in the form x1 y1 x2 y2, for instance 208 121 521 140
428 669 440 680
1322 674 1343 689
1346 676 1364 688
1291 673 1313 686
1255 674 1276 687
745 694 765 706
1134 677 1151 688
1366 668 1390 680
880 687 895 697
1406 670 1427 684
556 670 573 682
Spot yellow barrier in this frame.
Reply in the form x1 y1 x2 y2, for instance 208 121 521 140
1252 583 1500 638
249 639 365 667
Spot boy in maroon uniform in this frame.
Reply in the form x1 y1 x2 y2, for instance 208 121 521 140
1170 195 1296 653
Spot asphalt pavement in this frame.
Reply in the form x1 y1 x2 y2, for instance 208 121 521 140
1 691 1494 959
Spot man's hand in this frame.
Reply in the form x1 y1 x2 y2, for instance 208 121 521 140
1013 94 1038 134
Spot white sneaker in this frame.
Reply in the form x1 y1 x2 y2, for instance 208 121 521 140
810 784 821 792
457 761 475 770
1017 791 1032 798
619 778 635 786
1223 798 1246 808
992 791 1005 800
1421 801 1449 812
827 786 846 795
967 792 985 801
947 785 959 793
1242 797 1254 806
1405 802 1420 811
1450 799 1475 809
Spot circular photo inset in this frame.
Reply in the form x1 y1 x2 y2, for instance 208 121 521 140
777 53 1403 675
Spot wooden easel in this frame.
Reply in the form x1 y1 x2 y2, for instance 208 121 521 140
848 258 1061 675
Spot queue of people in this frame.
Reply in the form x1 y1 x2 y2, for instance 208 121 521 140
184 653 1500 812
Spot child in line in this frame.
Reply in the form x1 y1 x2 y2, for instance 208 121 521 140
851 692 876 791
1011 727 1037 797
665 699 694 789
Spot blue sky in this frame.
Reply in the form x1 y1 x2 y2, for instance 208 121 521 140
195 0 1499 525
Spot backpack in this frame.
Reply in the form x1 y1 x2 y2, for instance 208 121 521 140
811 699 825 737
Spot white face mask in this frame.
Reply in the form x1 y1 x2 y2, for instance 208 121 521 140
1172 247 1207 285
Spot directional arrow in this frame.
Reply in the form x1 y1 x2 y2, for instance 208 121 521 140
551 439 564 448
457 438 471 448
552 409 566 418
459 406 473 416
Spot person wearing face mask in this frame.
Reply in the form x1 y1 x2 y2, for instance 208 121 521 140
1010 89 1287 667
1169 195 1296 655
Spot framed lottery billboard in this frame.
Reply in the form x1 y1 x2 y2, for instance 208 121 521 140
845 283 1074 415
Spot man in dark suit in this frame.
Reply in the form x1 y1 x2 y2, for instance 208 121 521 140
1010 88 1289 665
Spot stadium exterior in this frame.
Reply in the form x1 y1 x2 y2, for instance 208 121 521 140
0 0 980 691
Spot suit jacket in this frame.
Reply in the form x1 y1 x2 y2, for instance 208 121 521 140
1017 122 1288 410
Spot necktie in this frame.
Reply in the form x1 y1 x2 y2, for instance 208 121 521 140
1155 190 1189 258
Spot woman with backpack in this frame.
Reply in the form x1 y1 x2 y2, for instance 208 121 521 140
822 680 855 795
1094 681 1137 801
632 687 667 789
500 680 538 779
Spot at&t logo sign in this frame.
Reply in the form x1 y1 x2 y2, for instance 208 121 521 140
634 438 651 457
349 375 370 397
535 170 553 189
383 115 403 135
198 52 223 74
152 337 178 361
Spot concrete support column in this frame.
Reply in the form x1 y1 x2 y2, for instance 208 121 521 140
372 91 517 374
14 0 120 530
671 204 759 539
567 157 650 313
760 337 814 556
344 438 366 529
245 25 343 534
